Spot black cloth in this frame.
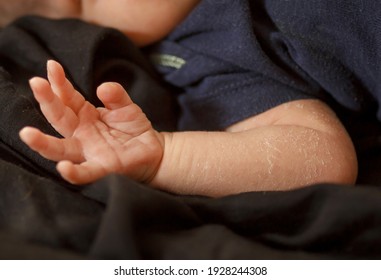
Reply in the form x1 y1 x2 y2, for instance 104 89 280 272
2 160 381 260
1 16 381 260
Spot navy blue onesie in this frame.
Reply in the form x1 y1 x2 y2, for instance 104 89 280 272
147 0 381 146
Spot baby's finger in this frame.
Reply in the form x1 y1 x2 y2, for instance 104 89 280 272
47 60 86 114
57 161 107 185
29 77 79 137
19 127 84 163
97 82 133 110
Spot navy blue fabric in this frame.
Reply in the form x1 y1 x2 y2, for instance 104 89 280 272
147 0 381 133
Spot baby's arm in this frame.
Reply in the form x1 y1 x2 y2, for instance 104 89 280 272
20 61 357 197
153 99 357 196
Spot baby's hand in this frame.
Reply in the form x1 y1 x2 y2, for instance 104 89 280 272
20 60 164 184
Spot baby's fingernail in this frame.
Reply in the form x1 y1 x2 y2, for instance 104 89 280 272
47 60 54 72
29 77 38 86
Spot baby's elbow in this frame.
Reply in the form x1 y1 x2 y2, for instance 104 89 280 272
317 132 358 186
321 155 357 186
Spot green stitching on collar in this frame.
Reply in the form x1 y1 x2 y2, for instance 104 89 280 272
151 54 186 69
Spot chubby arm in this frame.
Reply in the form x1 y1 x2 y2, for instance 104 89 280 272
152 99 357 196
20 61 357 197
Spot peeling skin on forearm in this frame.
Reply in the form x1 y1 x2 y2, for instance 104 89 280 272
151 100 357 197
153 126 354 196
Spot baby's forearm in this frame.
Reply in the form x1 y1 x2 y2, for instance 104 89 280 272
151 126 357 197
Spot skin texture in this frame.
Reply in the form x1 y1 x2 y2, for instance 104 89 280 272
20 61 358 197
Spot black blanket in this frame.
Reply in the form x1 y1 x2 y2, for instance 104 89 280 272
0 16 381 260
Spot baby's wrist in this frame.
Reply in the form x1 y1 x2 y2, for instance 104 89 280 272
147 131 176 189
